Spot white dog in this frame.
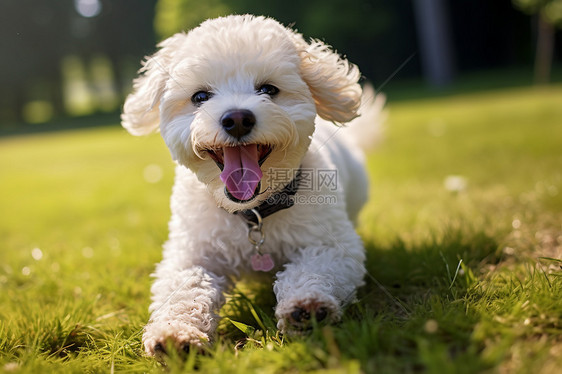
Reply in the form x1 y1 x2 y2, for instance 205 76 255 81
121 14 384 356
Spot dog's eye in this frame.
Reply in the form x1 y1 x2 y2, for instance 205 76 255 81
191 91 213 106
257 84 280 97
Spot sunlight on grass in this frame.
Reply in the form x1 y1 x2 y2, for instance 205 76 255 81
360 85 562 245
1 85 561 373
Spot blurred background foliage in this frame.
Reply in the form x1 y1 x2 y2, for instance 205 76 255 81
0 0 561 130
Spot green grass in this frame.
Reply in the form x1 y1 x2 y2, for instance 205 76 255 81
1 84 562 373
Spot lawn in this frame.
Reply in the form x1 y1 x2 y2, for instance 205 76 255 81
1 84 561 373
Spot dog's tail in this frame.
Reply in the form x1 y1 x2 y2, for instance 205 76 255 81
343 84 386 151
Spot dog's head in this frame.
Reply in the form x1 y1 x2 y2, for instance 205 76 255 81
122 15 362 212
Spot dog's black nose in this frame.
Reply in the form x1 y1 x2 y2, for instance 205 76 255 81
220 109 256 139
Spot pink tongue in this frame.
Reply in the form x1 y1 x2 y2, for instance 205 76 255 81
220 145 263 201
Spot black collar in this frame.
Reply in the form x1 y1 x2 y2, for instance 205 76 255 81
235 169 302 225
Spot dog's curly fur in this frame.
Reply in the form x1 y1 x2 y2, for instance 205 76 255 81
121 14 384 356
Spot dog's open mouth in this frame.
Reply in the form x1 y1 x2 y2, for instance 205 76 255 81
205 144 272 203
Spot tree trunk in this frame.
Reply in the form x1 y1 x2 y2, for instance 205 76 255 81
413 0 456 87
534 13 555 85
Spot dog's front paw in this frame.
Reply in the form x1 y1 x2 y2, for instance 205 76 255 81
276 296 340 333
143 319 210 357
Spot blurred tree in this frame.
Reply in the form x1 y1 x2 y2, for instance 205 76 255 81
152 0 414 86
0 0 156 126
85 1 157 96
513 0 562 83
1 0 552 128
413 0 455 86
0 1 74 122
154 0 232 39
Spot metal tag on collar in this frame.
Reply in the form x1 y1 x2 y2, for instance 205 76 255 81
247 208 274 272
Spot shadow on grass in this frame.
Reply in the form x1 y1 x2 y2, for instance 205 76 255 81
221 229 504 373
336 229 502 373
361 229 501 309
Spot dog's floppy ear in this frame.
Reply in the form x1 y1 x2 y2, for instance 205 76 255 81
121 33 186 135
291 33 362 123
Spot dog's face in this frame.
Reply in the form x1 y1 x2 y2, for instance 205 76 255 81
122 15 362 212
158 17 318 210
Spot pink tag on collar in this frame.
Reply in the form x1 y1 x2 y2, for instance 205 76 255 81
251 253 274 272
